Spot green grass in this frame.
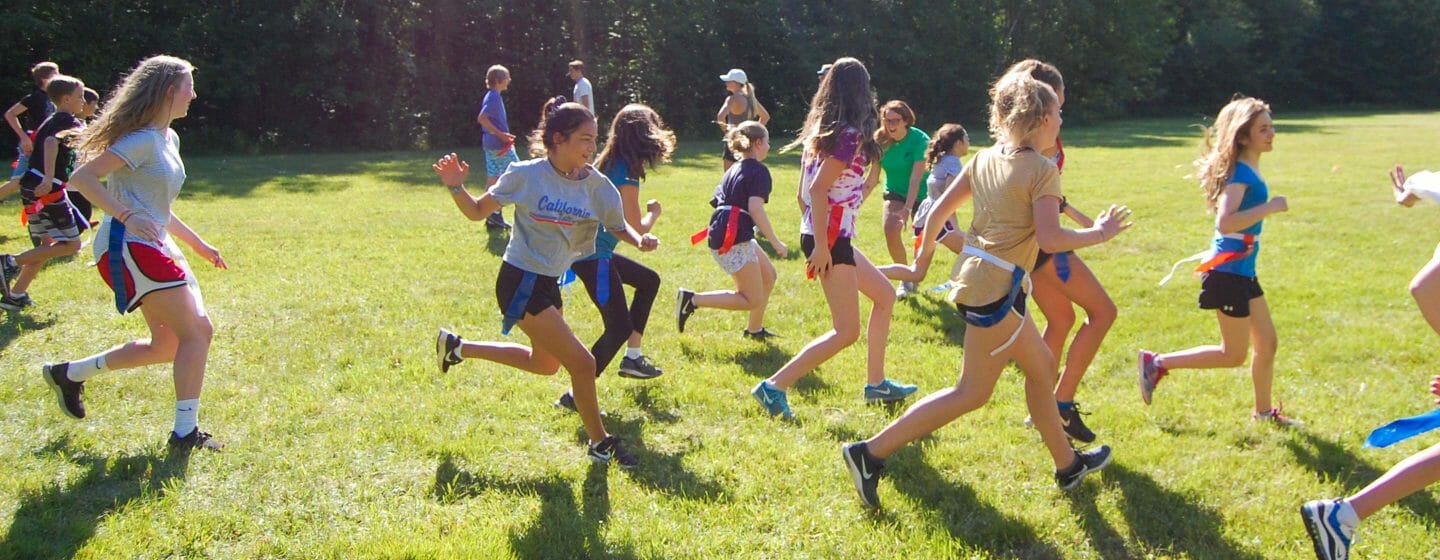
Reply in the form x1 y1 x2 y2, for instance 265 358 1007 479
3 111 1440 559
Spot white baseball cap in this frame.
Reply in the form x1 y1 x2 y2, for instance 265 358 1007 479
719 68 748 84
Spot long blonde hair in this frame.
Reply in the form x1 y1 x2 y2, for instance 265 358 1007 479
76 55 194 159
987 73 1057 146
1194 96 1270 212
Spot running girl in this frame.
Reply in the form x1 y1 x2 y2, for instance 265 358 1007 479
554 103 674 412
1009 59 1118 443
842 72 1131 508
433 98 660 467
41 55 229 450
1139 96 1296 426
1300 166 1440 560
750 57 917 419
676 120 787 339
876 100 930 299
912 123 969 257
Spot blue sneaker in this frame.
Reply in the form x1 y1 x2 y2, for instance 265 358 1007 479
864 379 918 403
751 381 792 419
1301 499 1355 560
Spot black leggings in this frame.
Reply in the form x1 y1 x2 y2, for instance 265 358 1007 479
570 253 661 375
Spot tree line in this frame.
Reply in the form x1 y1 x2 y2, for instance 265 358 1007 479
3 0 1435 154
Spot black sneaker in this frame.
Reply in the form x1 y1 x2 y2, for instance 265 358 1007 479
675 289 696 333
42 362 85 419
0 292 30 311
842 442 884 508
1056 445 1112 491
1059 403 1096 443
741 328 780 340
617 355 664 379
588 435 638 468
168 427 224 451
436 328 463 374
553 391 606 416
484 212 511 231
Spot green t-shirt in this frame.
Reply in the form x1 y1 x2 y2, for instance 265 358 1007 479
881 126 931 200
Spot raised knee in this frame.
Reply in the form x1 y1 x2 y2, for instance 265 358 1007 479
1218 348 1248 368
834 325 861 346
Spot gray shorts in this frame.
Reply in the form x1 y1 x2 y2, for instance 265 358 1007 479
711 239 760 275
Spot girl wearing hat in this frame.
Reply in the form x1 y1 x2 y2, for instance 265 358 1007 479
716 68 770 172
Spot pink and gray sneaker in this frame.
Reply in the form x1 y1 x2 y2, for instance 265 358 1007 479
1138 350 1166 405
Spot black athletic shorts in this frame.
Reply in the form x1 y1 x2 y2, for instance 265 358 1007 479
956 290 1029 319
800 233 856 267
495 261 564 318
1198 271 1263 318
721 141 737 163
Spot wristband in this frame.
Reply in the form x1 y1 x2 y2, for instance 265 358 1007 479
447 184 465 193
1059 196 1069 212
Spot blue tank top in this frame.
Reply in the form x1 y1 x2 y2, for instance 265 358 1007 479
1209 161 1267 277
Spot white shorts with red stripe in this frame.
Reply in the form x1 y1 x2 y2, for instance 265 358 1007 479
92 220 205 316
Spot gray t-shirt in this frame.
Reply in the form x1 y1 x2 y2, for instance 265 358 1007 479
488 158 626 277
108 128 186 243
915 154 963 229
572 77 595 115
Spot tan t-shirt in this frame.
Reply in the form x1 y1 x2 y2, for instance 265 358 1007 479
950 145 1062 306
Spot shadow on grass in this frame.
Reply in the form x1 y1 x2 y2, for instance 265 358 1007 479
484 228 508 257
568 405 731 502
677 339 831 392
1284 431 1440 525
432 456 645 560
0 436 192 560
1097 463 1265 560
899 294 967 347
886 445 1066 559
0 312 56 354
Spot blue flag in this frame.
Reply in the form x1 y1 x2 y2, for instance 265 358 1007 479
1364 408 1440 449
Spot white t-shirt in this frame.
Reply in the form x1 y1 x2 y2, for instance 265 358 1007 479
573 77 594 115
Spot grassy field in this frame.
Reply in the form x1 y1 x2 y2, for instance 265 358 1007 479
2 111 1440 559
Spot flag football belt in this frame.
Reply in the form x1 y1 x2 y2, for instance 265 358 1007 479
960 244 1031 357
1158 233 1256 286
20 168 67 226
105 219 129 313
689 205 751 254
806 204 847 280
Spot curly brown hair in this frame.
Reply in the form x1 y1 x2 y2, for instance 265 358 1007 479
595 104 676 182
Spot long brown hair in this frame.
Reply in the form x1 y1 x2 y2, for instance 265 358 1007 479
76 55 193 159
1194 96 1271 212
783 57 880 163
595 103 676 182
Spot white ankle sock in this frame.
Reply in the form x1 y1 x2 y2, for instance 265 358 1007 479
625 347 642 360
1338 499 1361 528
66 354 109 382
173 399 199 437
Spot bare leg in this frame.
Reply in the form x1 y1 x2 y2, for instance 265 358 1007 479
864 311 1018 458
1035 255 1117 402
1246 296 1278 413
1348 442 1440 519
1158 311 1251 371
767 264 860 390
748 249 777 331
853 249 896 386
1409 243 1440 335
133 287 213 400
512 307 607 442
882 199 909 266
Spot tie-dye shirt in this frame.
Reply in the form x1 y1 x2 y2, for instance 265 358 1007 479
799 127 868 239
